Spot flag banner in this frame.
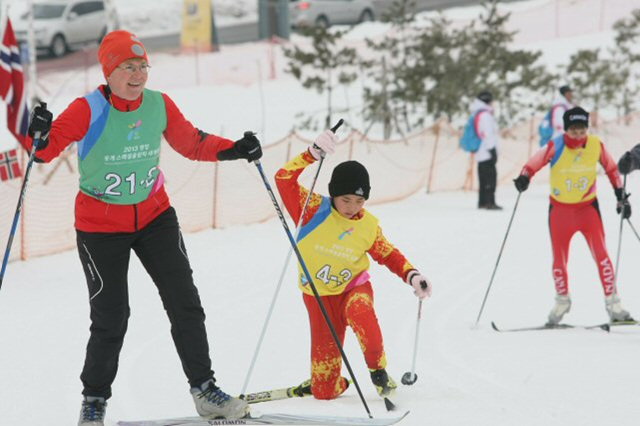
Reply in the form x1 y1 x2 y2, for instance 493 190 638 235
0 19 30 151
0 148 21 181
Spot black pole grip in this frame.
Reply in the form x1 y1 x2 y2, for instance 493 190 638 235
312 119 344 151
330 118 344 134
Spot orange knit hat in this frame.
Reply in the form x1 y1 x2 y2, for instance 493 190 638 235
97 30 148 78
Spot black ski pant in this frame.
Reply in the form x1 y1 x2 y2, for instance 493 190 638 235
76 207 213 399
477 148 498 207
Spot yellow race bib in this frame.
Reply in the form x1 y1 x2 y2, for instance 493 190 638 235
296 197 379 296
549 135 601 204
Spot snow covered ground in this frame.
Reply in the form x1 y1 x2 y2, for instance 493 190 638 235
2 1 640 425
2 177 640 426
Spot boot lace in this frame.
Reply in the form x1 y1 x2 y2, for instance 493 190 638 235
198 384 231 406
81 400 106 421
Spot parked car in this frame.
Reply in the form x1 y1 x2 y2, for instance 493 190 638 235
289 0 376 28
14 0 108 58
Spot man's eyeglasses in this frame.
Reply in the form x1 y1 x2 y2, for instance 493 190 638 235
117 64 151 74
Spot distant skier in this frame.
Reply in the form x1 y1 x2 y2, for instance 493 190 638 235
469 90 502 210
617 143 640 175
513 106 633 325
26 30 260 425
539 85 574 146
274 131 432 400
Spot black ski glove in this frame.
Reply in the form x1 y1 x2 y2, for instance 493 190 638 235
618 151 634 175
615 188 632 219
218 131 262 162
513 174 530 193
28 102 52 150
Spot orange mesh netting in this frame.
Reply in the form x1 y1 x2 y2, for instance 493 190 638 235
2 113 640 261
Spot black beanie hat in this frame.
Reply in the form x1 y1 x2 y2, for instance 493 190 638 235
563 106 589 131
477 90 493 104
329 161 371 200
559 85 572 96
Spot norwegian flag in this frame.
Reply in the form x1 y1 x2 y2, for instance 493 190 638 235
0 148 21 181
0 19 29 151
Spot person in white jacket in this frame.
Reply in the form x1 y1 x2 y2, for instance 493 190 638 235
549 85 574 140
471 91 501 210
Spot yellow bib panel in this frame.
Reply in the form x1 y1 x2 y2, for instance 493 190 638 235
549 135 601 204
297 197 379 296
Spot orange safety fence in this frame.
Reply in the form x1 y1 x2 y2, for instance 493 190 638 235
2 112 640 262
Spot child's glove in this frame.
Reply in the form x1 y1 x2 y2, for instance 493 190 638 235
309 129 337 160
406 270 432 300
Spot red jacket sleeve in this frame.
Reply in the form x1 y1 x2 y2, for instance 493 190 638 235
368 226 415 282
29 97 91 163
274 150 323 226
599 140 623 189
161 93 234 161
521 141 556 178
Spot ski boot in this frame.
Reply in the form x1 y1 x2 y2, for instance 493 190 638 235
605 294 634 323
370 369 397 397
289 379 312 397
290 377 349 398
191 379 249 419
78 396 107 426
546 294 571 326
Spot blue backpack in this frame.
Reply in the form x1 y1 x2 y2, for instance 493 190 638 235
460 111 485 153
538 105 563 147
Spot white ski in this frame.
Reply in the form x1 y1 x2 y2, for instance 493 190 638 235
117 410 410 426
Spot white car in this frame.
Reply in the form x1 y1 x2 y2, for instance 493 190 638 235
289 0 376 28
14 0 108 58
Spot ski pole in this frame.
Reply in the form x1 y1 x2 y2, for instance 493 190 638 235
241 119 344 396
475 192 522 325
401 299 424 386
626 219 640 244
0 129 43 290
613 175 627 294
252 156 373 419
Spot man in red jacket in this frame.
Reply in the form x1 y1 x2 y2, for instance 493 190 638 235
27 30 259 425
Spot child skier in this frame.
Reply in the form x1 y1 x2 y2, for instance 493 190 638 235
274 130 432 400
513 107 633 325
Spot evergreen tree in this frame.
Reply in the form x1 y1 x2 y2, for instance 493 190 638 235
611 9 640 117
363 0 419 136
566 49 620 119
414 14 475 122
463 0 552 125
614 9 640 62
282 25 358 130
362 0 553 132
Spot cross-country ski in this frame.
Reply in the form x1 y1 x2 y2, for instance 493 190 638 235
491 321 611 332
117 411 410 426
